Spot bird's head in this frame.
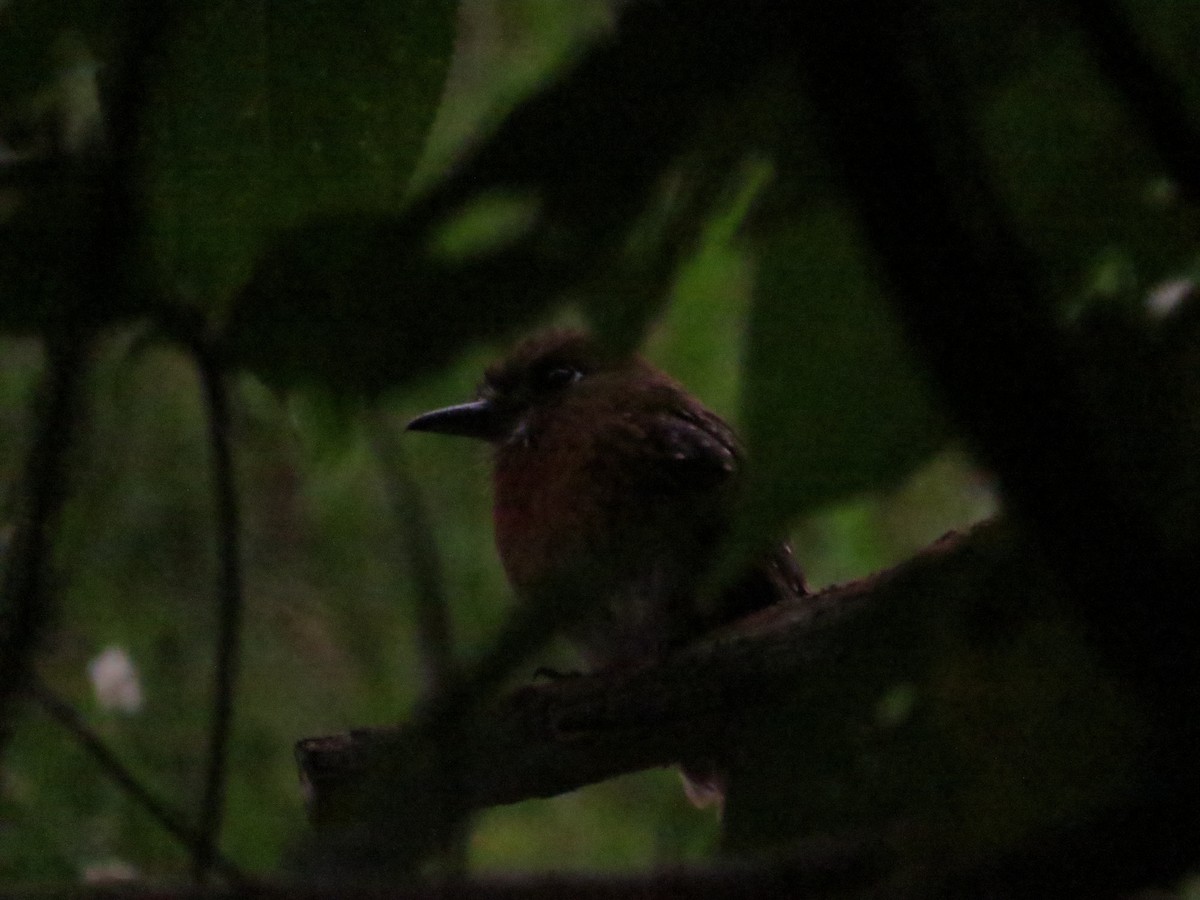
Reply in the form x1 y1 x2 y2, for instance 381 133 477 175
406 330 641 446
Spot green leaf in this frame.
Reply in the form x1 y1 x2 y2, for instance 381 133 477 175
736 207 948 549
224 212 571 395
143 0 456 307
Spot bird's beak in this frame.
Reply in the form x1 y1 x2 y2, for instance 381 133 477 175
406 398 505 441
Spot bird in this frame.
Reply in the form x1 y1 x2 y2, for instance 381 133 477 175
406 328 806 804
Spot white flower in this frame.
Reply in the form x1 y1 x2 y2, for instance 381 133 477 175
1147 278 1195 318
87 646 143 714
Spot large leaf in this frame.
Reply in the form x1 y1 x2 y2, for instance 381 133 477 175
736 208 948 551
224 210 575 395
143 0 456 308
220 0 809 393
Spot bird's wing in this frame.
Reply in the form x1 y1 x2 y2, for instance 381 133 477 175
633 405 741 495
638 407 808 617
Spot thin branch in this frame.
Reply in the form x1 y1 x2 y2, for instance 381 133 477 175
1 0 179 826
29 678 246 882
192 343 246 884
94 4 179 254
0 336 89 759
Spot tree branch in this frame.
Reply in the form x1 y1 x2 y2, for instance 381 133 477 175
296 516 1200 894
0 337 89 758
29 678 246 882
295 523 993 859
193 344 246 884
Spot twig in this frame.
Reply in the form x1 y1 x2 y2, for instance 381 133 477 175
0 336 89 759
1 0 178 831
29 678 246 882
192 343 246 883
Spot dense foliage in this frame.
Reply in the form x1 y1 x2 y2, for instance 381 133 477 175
2 0 1199 893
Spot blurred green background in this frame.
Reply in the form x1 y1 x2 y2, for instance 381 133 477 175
0 266 992 879
9 0 1193 882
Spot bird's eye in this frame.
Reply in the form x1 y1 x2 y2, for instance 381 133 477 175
539 366 581 390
